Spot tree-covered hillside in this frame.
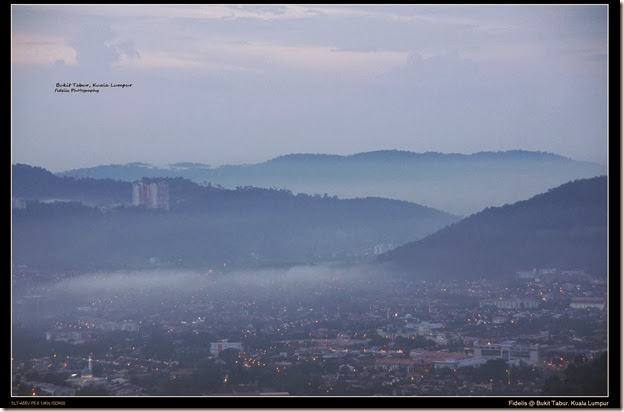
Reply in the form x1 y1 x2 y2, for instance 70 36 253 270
381 176 608 279
12 164 459 272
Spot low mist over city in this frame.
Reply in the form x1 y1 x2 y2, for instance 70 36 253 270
11 4 613 408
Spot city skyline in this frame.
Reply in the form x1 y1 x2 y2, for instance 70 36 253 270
11 4 609 172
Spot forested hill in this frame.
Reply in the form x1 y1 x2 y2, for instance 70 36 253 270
380 176 608 279
12 164 130 205
12 164 460 271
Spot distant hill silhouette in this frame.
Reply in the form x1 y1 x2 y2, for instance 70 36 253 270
12 164 130 205
12 164 459 272
57 150 607 215
380 176 607 279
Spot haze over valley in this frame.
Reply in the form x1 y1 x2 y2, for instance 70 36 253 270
11 4 611 405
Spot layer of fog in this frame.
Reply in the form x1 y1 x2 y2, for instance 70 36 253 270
14 263 396 325
48 264 381 295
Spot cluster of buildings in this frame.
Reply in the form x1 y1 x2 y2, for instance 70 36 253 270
569 297 606 310
210 340 243 357
12 266 607 396
479 298 540 310
12 181 172 211
472 340 540 365
131 181 170 210
44 319 140 346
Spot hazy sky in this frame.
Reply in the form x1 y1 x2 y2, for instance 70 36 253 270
12 4 608 172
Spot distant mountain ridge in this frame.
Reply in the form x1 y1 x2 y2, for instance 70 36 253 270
380 176 608 280
59 150 577 173
269 149 570 163
57 150 606 215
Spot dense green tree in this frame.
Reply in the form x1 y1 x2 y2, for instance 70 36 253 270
38 372 71 387
472 359 508 384
542 353 607 395
76 385 109 396
15 383 34 396
141 333 174 359
194 360 222 391
218 348 242 367
161 376 198 396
